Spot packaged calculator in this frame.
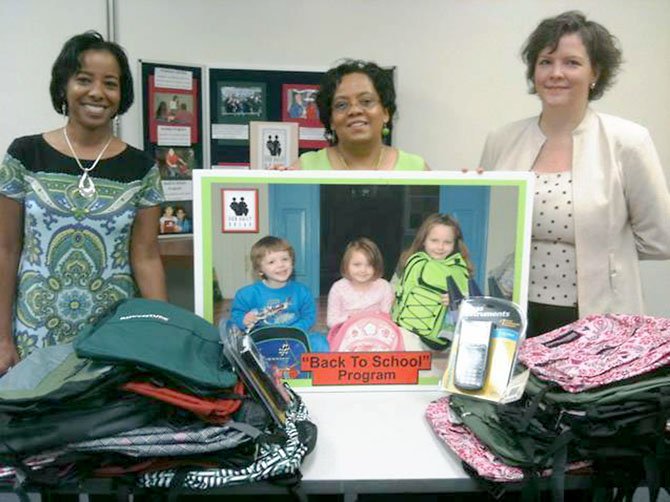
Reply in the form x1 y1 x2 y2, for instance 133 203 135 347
441 297 527 402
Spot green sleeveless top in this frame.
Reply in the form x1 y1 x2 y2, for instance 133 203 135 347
299 148 426 171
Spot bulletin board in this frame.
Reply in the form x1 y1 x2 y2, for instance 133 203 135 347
208 67 328 168
140 61 205 236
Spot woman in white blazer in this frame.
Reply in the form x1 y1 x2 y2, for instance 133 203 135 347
480 11 670 337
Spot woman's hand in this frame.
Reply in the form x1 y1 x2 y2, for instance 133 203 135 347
0 337 19 375
267 164 299 171
461 167 485 174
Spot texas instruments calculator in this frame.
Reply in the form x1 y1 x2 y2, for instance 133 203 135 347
453 320 493 391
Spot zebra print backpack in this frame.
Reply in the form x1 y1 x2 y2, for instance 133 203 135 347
136 393 315 490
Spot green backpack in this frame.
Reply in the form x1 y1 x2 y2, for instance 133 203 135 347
392 251 470 349
0 343 131 415
74 298 237 390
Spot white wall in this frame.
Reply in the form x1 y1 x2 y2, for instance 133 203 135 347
2 0 668 314
0 0 107 149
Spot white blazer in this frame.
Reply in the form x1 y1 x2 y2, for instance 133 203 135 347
480 108 670 316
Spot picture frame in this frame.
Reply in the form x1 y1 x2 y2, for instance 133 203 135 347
221 188 259 233
159 200 193 236
281 83 321 125
211 81 268 146
193 170 534 392
249 121 299 169
281 83 326 149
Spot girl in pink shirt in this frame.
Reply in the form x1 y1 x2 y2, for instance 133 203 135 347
326 238 394 329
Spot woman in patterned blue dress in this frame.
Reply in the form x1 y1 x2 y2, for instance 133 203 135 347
0 31 167 373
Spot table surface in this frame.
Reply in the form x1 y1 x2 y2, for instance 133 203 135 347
297 389 479 493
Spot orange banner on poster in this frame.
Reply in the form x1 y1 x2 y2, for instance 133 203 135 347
301 352 432 386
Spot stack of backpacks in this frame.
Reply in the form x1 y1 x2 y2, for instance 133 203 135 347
0 299 316 497
427 313 670 501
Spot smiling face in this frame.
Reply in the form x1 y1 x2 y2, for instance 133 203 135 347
259 250 294 287
423 223 456 261
65 49 121 131
330 72 389 146
534 33 597 111
346 250 375 286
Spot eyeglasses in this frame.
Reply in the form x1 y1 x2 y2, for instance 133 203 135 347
332 96 380 114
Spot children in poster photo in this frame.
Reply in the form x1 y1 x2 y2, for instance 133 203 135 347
396 213 474 300
326 238 394 328
392 213 474 349
230 236 328 350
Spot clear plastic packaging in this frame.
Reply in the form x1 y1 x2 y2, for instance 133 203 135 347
441 297 528 403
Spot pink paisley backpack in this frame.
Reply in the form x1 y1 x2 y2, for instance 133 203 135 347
327 312 405 352
519 314 670 392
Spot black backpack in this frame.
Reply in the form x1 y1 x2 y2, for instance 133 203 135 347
450 369 670 501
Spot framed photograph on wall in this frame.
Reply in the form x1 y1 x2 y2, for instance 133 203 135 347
159 201 194 236
211 81 268 146
281 83 326 149
249 121 299 169
221 188 259 233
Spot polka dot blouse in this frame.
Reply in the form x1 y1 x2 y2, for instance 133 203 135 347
530 172 577 307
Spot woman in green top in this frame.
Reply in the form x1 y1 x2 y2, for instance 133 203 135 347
293 60 427 171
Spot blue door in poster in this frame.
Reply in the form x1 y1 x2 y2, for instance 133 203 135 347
269 185 320 298
439 186 490 288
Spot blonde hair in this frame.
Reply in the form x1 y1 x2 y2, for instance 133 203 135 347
398 213 474 274
250 236 295 277
340 237 384 281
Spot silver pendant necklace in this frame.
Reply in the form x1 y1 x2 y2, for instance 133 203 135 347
62 127 113 198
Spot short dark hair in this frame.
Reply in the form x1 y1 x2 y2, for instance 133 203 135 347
316 59 396 144
521 11 622 100
50 30 134 116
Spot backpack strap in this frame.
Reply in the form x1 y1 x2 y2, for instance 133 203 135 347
642 386 670 502
643 453 660 502
546 433 572 502
271 470 308 502
226 420 264 440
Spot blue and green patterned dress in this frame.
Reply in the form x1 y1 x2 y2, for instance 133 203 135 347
0 134 164 358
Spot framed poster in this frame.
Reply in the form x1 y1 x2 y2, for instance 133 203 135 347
221 188 259 233
249 121 299 169
192 170 534 392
